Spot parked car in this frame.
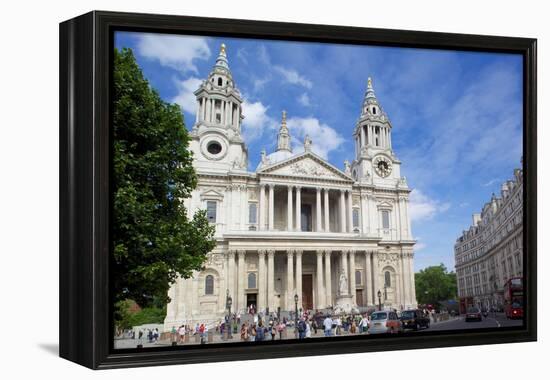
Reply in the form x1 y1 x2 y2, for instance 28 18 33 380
368 311 403 334
399 309 430 330
465 307 483 322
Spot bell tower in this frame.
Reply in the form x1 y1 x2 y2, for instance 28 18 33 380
351 77 402 184
189 43 248 173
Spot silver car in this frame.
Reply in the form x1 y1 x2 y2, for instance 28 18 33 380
368 311 403 334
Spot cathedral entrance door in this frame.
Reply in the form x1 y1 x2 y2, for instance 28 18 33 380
246 293 257 311
356 289 364 307
302 274 313 311
301 204 312 231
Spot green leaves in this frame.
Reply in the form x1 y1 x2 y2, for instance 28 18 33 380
112 48 215 317
415 264 458 307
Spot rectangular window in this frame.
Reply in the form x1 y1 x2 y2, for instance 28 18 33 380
206 200 217 223
352 208 359 228
381 210 390 229
248 202 257 224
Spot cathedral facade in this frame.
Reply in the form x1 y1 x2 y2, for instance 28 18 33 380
163 44 417 329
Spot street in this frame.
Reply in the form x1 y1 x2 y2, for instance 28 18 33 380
424 313 523 332
114 313 523 349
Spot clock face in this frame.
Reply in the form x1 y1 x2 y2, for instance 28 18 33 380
374 156 392 178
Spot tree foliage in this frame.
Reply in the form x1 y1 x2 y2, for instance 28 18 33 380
112 48 216 312
415 264 457 307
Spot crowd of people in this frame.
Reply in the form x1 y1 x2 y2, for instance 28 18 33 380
163 304 453 345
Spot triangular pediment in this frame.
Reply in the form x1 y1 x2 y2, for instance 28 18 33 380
259 152 353 182
200 189 224 200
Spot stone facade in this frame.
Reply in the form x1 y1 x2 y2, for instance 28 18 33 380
163 44 417 330
454 164 523 312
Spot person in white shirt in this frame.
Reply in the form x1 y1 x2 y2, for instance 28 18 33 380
323 315 333 337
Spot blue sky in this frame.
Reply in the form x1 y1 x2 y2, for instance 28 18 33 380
115 32 523 273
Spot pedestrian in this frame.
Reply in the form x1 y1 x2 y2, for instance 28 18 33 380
277 320 285 340
297 317 307 339
154 328 159 342
312 318 318 334
138 329 143 340
323 315 333 337
178 325 186 343
256 321 265 341
270 321 276 340
305 319 311 338
335 316 342 335
240 323 249 341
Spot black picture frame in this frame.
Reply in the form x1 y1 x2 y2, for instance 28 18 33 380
59 10 537 369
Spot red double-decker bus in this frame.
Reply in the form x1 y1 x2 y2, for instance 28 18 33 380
503 277 523 319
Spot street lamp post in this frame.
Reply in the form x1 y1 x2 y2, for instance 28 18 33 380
294 294 299 338
377 290 382 311
225 289 233 340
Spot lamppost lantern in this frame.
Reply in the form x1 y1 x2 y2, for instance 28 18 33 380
294 294 299 303
227 296 232 309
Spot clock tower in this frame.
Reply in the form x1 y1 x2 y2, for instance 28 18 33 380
188 43 248 174
351 77 403 186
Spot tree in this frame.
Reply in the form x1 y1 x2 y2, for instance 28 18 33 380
415 264 457 307
112 48 216 315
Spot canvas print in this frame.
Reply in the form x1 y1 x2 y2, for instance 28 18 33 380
111 31 524 349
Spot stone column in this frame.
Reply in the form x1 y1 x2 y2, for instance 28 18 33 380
258 250 266 312
349 250 356 302
237 250 246 312
316 187 322 232
267 250 275 311
295 186 302 231
316 250 324 309
259 184 266 231
295 250 303 308
402 252 410 308
287 250 294 309
324 189 330 232
324 250 332 306
361 125 366 147
372 251 380 306
340 190 346 233
191 273 199 315
341 250 349 294
287 185 293 231
364 251 372 306
408 252 417 306
228 250 236 304
268 184 275 230
347 190 354 232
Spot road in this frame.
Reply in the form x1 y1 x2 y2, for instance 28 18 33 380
421 313 523 332
114 313 524 349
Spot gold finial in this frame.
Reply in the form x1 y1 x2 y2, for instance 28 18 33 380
282 110 287 123
220 43 226 55
367 77 373 88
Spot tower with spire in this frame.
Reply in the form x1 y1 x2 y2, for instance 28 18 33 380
351 77 403 185
189 43 248 173
277 110 292 153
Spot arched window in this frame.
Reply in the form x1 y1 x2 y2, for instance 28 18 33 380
205 275 214 295
355 270 362 285
248 273 257 289
384 271 391 287
218 77 223 86
372 107 377 115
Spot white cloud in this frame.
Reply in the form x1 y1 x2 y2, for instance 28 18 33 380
286 117 344 159
241 100 278 142
274 66 313 89
482 178 500 187
172 77 202 115
409 189 450 222
252 77 271 92
298 93 311 107
136 34 211 73
415 242 427 251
